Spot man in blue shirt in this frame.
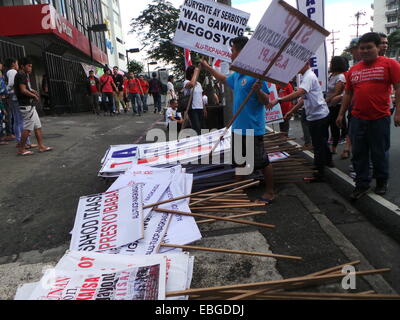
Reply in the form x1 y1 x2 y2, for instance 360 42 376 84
201 36 275 204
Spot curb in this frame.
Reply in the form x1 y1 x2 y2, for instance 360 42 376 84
294 145 400 244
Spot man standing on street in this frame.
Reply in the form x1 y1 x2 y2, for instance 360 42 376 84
149 72 162 114
336 32 400 199
14 57 52 156
201 36 275 204
124 72 143 116
112 66 125 114
100 68 118 116
87 70 100 115
269 61 331 183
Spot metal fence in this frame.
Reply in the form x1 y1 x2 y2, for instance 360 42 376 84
44 52 89 114
0 37 25 65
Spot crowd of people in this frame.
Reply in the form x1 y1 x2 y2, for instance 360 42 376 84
87 67 165 117
0 57 52 156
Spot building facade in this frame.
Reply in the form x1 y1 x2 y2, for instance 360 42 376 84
0 0 108 113
373 0 399 35
101 0 127 71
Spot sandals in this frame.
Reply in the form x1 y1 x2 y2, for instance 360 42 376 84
26 144 38 149
256 197 275 205
0 141 9 146
17 150 34 156
341 150 351 160
39 147 53 153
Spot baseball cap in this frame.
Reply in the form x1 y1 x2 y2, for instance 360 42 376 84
345 38 360 52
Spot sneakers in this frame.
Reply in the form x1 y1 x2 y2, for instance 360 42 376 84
375 181 388 196
350 186 370 201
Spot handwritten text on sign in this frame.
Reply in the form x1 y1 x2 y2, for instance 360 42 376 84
173 0 250 62
231 0 329 85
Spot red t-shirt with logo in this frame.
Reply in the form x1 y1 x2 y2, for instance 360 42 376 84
88 77 98 93
345 56 400 120
124 78 142 94
100 75 114 93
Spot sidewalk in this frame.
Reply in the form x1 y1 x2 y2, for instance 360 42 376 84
0 112 398 299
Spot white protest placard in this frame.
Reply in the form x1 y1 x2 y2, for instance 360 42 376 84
70 185 144 252
297 0 328 91
265 83 284 125
159 181 202 254
173 0 250 62
27 264 166 300
230 0 329 86
268 152 289 163
55 251 193 300
106 210 172 256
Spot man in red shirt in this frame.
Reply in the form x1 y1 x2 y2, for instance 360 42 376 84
87 70 100 115
337 32 400 199
100 68 117 116
124 72 144 116
139 75 149 113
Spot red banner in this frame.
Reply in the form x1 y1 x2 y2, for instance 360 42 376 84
0 4 108 65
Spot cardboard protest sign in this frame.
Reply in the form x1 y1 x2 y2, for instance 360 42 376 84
266 83 284 125
297 0 328 91
55 251 194 301
70 185 144 252
106 210 172 256
173 0 250 62
230 0 330 86
27 264 166 300
268 152 289 162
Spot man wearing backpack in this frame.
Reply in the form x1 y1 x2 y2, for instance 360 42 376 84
149 72 162 114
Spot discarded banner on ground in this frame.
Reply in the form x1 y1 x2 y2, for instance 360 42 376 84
69 184 144 252
230 0 330 86
173 0 250 62
25 259 166 300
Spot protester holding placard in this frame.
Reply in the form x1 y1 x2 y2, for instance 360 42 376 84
201 36 275 204
269 61 332 183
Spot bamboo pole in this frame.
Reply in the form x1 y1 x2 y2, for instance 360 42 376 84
143 179 255 209
155 208 275 229
208 19 305 156
196 211 266 224
190 181 260 206
160 243 302 261
226 261 362 300
166 268 390 298
190 203 267 210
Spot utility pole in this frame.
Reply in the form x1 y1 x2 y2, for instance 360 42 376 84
217 0 233 127
350 10 367 37
328 30 340 57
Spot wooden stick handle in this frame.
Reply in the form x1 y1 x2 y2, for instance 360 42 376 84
143 179 255 209
196 211 266 224
160 243 302 261
166 268 390 298
155 208 275 229
190 181 259 206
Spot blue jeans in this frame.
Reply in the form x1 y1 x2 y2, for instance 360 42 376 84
350 116 391 188
141 94 148 112
129 93 143 115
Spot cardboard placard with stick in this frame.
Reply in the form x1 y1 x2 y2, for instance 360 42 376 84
209 0 330 156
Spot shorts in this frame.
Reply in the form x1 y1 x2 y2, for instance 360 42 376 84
20 106 42 132
232 133 270 171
